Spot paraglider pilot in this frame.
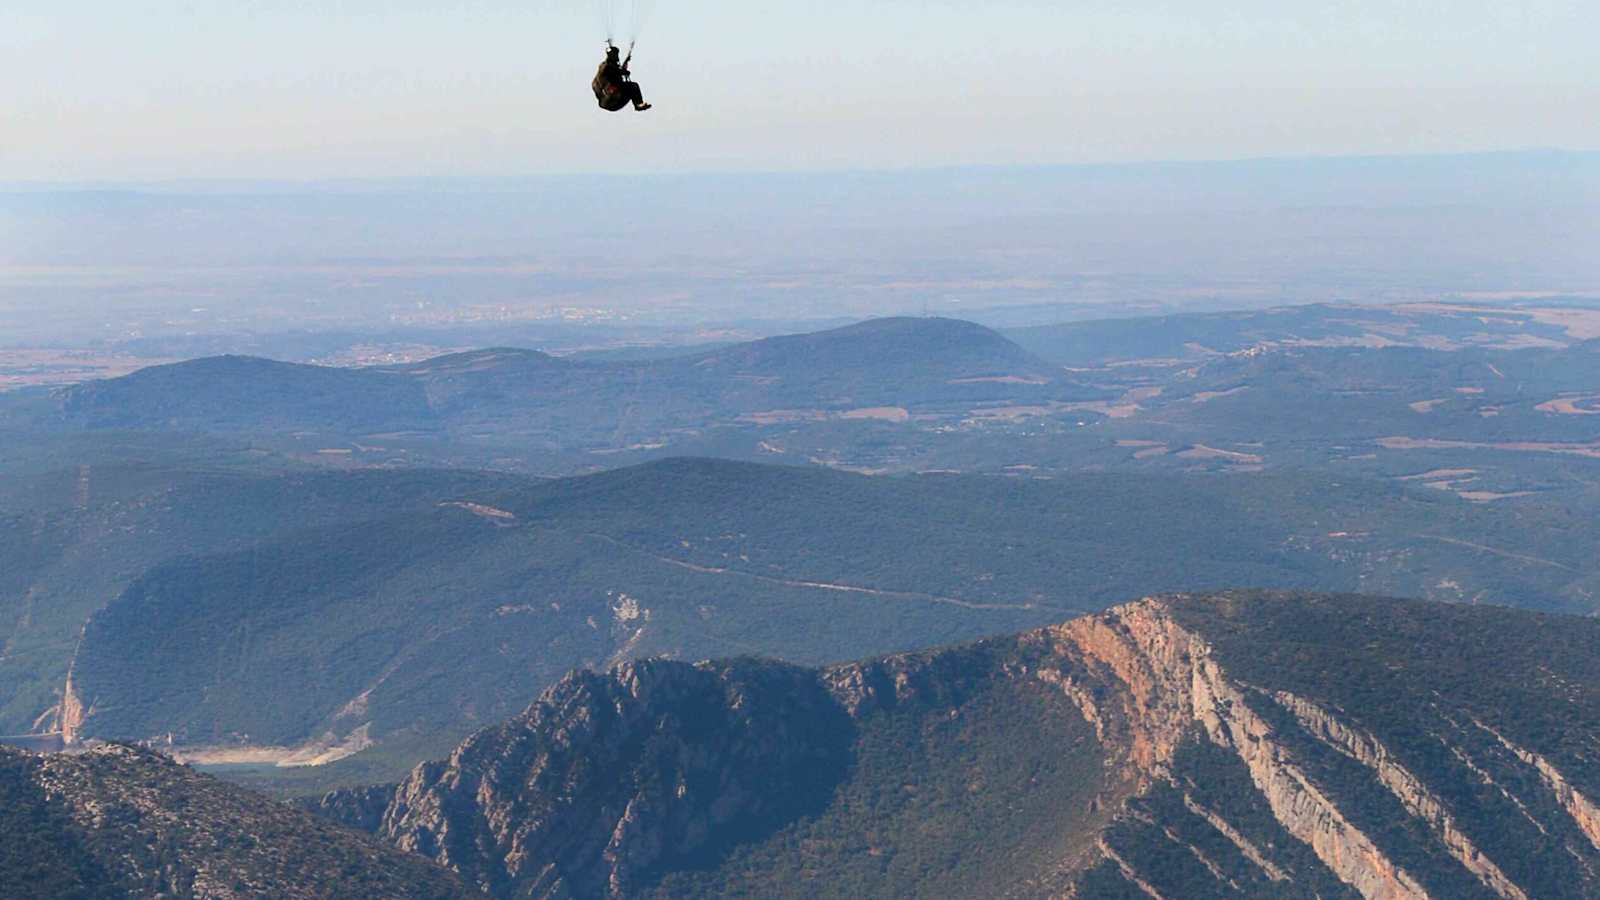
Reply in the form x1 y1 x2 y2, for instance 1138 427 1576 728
594 44 651 112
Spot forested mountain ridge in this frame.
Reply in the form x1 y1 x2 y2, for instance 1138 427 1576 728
15 305 1600 488
43 317 1096 442
1148 340 1600 444
53 456 1600 788
1004 301 1600 366
316 592 1600 899
0 742 469 898
0 463 515 738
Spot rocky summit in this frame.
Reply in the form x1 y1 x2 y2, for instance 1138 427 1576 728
316 591 1600 899
0 742 469 899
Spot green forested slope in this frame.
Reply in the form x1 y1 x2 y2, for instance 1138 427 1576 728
59 458 1600 790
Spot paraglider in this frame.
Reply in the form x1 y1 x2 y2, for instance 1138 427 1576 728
590 0 655 112
593 43 651 112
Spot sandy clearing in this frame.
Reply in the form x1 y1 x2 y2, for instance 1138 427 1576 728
842 406 911 422
968 403 1068 421
172 747 291 766
1288 334 1407 350
440 501 517 521
589 442 669 456
1177 444 1264 464
1193 386 1249 403
1410 399 1447 413
1379 437 1600 459
1056 385 1165 420
1059 401 1141 418
812 461 889 476
1476 334 1568 350
1399 468 1478 481
174 724 375 769
1537 394 1600 416
947 375 1049 385
1520 307 1600 340
1458 491 1537 502
738 409 828 425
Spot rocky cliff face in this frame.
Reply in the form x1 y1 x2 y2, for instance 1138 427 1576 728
1052 602 1430 898
317 592 1600 899
0 742 469 899
375 660 853 898
57 670 86 746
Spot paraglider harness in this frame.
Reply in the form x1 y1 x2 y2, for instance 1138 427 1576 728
593 42 637 112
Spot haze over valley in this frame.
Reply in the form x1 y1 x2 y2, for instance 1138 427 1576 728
6 222 1600 894
5 1 1600 894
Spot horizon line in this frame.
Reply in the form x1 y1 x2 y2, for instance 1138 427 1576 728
2 147 1595 193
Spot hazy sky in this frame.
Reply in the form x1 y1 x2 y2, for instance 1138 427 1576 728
4 1 1597 180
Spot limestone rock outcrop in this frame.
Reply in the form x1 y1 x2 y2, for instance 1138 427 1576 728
315 592 1600 899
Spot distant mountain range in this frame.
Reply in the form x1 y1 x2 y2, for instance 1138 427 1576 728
311 591 1600 899
1146 340 1600 443
6 305 1600 796
9 303 1599 484
38 318 1096 448
1004 301 1600 366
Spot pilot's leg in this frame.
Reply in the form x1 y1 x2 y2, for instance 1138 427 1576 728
626 83 651 111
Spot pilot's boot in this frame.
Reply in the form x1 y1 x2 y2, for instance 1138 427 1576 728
634 102 653 111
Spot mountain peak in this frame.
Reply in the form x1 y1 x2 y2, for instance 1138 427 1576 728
825 315 1004 337
682 315 1058 383
763 315 1025 350
318 591 1600 899
56 352 435 432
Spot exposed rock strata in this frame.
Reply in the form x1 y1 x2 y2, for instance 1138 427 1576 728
1053 601 1430 899
1477 718 1600 853
312 593 1600 900
1277 693 1526 899
1181 793 1290 883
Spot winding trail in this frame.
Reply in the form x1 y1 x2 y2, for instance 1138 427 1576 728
584 533 1062 612
1416 535 1579 572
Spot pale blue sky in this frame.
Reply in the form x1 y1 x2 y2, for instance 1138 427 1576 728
3 0 1597 180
